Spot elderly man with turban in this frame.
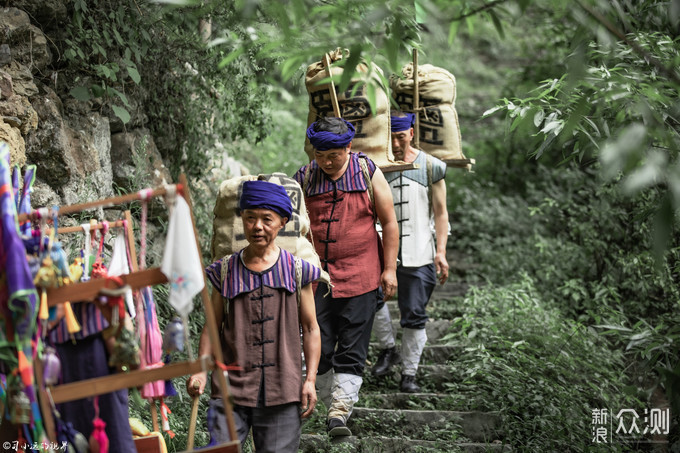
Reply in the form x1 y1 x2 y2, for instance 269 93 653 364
187 180 322 453
371 111 450 393
293 116 399 437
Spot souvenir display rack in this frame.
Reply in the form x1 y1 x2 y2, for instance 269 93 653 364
20 175 240 452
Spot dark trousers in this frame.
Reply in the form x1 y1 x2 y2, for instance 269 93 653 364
56 333 137 453
209 399 301 453
315 283 379 376
397 264 437 329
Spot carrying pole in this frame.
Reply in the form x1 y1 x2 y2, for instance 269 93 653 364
413 49 420 148
324 53 342 118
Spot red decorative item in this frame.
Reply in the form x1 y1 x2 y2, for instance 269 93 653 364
89 397 109 453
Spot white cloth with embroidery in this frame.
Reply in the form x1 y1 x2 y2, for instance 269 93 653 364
108 233 135 318
161 196 204 317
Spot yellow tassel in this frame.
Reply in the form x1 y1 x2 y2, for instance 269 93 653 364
38 290 49 321
63 302 81 334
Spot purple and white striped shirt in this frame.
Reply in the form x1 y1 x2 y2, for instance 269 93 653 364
205 249 321 299
48 301 109 344
293 152 376 197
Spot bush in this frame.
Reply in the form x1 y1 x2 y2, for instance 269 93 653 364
440 275 644 451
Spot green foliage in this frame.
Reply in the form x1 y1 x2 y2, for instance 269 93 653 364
440 276 642 451
63 0 147 124
62 1 271 181
451 164 680 322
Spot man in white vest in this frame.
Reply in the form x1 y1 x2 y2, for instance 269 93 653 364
371 111 450 392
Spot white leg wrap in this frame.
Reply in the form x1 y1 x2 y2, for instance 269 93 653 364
401 328 427 376
328 373 363 423
372 304 395 349
315 370 333 409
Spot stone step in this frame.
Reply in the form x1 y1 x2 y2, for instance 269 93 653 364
369 344 457 365
373 318 454 344
363 364 454 392
299 434 511 452
348 407 504 443
356 392 452 410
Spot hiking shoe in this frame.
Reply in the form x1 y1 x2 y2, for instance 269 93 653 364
327 418 352 437
400 374 421 393
371 346 400 377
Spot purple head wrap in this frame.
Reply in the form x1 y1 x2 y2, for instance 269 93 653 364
240 180 293 220
391 113 415 132
306 119 355 151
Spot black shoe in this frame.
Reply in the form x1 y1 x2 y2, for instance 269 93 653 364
400 374 421 393
327 418 352 437
371 347 400 377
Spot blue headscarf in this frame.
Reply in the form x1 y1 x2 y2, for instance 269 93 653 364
391 113 415 132
240 180 293 220
306 119 355 151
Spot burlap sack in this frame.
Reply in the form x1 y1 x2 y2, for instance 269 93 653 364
211 173 330 285
304 49 396 168
390 63 464 161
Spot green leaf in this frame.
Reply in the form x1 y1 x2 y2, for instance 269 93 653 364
218 46 246 69
339 45 361 93
127 66 141 84
70 86 91 101
112 105 131 124
448 21 460 44
489 10 505 38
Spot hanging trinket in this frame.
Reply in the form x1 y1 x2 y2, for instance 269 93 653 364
162 317 185 352
69 257 84 283
56 415 89 453
163 354 178 398
108 328 140 372
89 397 109 453
42 346 61 386
8 385 31 425
33 256 59 288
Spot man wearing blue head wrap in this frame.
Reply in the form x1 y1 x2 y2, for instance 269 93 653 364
188 180 322 453
371 111 450 393
293 117 399 437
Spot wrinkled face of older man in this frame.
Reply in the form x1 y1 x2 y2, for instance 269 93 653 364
391 128 413 161
242 208 287 247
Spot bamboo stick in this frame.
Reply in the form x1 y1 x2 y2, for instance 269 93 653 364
324 53 342 118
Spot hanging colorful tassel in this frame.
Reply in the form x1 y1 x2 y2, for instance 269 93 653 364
63 302 81 336
162 354 177 398
160 398 175 438
16 351 32 387
38 289 49 322
89 397 109 453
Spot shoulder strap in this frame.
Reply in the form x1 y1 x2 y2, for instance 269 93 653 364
295 257 302 309
221 253 234 317
302 164 313 195
426 153 433 217
358 156 374 209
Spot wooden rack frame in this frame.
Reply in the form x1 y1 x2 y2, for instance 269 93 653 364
33 175 240 452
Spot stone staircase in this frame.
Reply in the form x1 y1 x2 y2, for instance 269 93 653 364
299 278 511 452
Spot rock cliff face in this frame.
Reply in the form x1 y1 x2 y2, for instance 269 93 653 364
0 3 171 209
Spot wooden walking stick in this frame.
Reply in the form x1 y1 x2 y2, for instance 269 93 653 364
187 380 201 451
